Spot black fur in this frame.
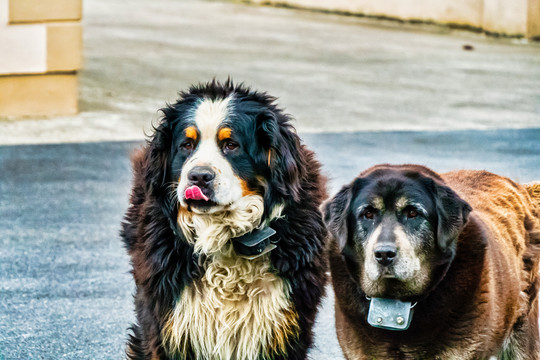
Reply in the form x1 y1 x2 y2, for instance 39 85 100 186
121 79 328 359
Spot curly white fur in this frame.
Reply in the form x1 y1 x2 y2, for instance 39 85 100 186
177 194 266 255
164 195 298 360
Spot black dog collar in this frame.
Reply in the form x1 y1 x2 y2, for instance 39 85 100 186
168 209 277 260
232 227 277 259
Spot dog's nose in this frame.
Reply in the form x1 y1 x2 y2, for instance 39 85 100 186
374 245 397 266
188 166 215 186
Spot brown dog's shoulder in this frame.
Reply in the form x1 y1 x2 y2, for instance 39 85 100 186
521 181 540 296
441 169 516 193
523 181 540 253
525 182 540 209
442 170 533 216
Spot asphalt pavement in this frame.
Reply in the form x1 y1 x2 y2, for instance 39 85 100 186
1 128 539 359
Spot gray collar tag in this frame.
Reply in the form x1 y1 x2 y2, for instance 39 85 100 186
367 297 414 331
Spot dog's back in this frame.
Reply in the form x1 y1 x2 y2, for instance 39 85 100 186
526 182 540 209
442 170 540 359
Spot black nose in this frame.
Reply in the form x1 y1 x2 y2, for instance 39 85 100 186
374 245 397 266
188 166 215 186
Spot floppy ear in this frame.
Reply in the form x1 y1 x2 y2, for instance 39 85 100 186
433 181 472 253
256 109 304 203
322 185 353 251
144 122 171 193
143 120 173 218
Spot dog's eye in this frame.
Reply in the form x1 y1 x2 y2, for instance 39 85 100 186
406 208 418 219
223 141 239 153
180 140 194 151
362 208 375 220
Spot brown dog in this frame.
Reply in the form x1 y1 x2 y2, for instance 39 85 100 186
323 164 540 359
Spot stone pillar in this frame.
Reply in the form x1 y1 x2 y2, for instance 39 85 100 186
0 0 83 117
527 0 540 38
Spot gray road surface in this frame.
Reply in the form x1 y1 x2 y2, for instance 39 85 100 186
1 128 539 359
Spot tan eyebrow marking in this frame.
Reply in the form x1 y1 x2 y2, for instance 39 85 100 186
185 126 198 140
218 127 232 141
395 197 409 211
371 197 385 211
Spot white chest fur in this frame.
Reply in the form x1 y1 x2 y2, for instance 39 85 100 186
162 245 298 360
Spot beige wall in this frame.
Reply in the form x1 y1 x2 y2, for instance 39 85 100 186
252 0 540 38
0 0 82 117
482 0 528 35
528 0 540 37
271 0 483 25
8 0 82 23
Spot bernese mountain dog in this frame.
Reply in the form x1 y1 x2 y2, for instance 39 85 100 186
121 80 328 360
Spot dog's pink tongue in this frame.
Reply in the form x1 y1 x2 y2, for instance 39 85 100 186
185 185 209 201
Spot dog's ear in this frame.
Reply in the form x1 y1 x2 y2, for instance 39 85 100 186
256 109 304 203
323 185 354 251
432 181 472 254
144 120 171 197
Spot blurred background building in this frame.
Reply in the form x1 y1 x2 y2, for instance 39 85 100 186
0 0 82 117
0 0 538 118
250 0 540 38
